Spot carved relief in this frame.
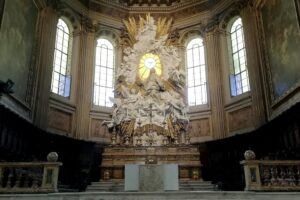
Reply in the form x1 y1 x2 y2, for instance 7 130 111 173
48 108 72 133
188 118 211 138
227 106 253 132
91 118 110 138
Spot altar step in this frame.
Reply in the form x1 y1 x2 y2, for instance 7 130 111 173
86 181 124 192
86 180 215 192
179 180 215 191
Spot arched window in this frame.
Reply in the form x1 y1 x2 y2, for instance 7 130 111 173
51 19 71 97
93 38 114 107
186 38 207 106
229 17 250 96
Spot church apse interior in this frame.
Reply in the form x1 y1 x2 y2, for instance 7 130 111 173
0 0 300 193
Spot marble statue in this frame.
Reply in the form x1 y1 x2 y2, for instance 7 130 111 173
105 15 189 146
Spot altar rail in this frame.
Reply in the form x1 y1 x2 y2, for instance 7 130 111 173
240 160 300 191
0 162 62 193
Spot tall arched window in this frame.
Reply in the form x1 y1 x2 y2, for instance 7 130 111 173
93 38 114 107
229 17 250 96
51 19 71 97
186 38 207 106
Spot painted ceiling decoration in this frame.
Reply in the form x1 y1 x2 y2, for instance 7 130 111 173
118 0 181 6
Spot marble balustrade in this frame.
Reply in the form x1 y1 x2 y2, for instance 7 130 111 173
241 160 300 191
0 162 62 193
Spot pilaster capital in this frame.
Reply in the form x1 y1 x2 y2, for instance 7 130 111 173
81 17 97 34
202 19 225 38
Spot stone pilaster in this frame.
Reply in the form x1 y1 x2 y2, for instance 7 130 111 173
34 7 58 129
240 5 266 127
177 44 188 104
74 21 96 139
204 26 226 139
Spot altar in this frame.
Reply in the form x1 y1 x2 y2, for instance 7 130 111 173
100 145 202 181
125 164 178 191
99 14 202 183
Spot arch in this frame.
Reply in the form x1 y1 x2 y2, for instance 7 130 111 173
179 28 203 47
58 8 81 32
218 5 241 31
96 28 121 47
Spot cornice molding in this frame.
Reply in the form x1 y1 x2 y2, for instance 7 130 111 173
92 0 203 12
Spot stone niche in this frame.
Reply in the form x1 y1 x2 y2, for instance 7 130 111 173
100 145 202 181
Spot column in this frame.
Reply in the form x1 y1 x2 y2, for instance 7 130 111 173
204 26 226 139
240 4 266 127
34 7 58 129
74 21 96 139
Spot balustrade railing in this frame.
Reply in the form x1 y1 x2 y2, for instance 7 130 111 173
240 151 300 191
0 152 62 193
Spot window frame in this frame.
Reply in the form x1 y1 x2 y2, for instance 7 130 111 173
228 17 250 97
93 38 115 108
186 37 208 107
51 18 72 98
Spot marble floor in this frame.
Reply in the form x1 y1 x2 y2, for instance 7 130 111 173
1 191 300 200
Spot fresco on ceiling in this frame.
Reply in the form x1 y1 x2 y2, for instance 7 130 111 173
262 0 300 99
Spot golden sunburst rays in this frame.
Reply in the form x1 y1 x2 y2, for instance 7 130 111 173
122 13 173 47
123 17 138 47
156 17 173 39
139 53 162 80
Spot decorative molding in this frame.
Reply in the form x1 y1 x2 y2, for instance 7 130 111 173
48 106 74 135
188 117 212 138
96 26 121 46
0 0 4 29
295 0 300 27
89 117 110 142
257 0 300 116
81 16 97 33
0 94 32 121
25 1 40 110
179 28 203 45
227 105 254 133
58 8 81 31
93 0 204 11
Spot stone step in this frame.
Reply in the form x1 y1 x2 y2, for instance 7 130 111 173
86 180 215 192
91 182 124 186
